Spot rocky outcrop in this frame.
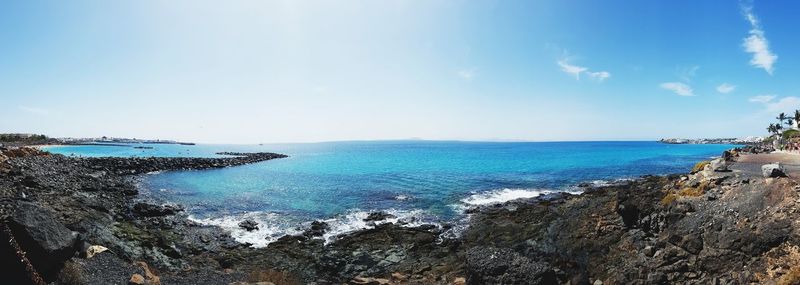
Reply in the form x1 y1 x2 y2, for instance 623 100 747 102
238 219 259 232
762 163 787 178
132 202 184 217
465 247 556 284
2 201 78 282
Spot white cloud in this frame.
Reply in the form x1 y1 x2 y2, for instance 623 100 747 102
716 83 736 94
557 57 610 82
587 71 611 82
659 82 694 96
18 106 49 115
764 97 800 113
742 6 777 74
557 60 587 80
457 68 476 80
748 95 775 103
749 95 800 115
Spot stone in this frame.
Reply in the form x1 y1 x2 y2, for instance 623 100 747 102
452 277 466 285
132 203 183 217
129 274 145 285
465 247 557 284
594 280 604 285
643 245 655 257
304 221 329 237
85 245 109 258
238 219 259 232
762 163 787 178
391 272 407 281
351 277 391 285
135 261 161 285
363 211 397 222
709 158 728 172
5 201 78 279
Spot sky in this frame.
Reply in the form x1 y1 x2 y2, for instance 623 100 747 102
2 0 800 143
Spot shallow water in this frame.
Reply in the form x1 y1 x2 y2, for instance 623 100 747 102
46 141 734 246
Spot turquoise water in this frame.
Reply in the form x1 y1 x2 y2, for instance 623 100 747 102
46 141 734 245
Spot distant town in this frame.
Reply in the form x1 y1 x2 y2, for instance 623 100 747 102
658 137 764 145
0 133 194 147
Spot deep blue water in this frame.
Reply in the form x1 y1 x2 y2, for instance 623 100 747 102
45 141 733 245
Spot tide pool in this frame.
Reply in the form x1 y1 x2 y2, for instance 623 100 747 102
46 141 734 246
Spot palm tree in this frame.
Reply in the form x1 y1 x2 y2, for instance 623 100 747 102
794 109 800 128
778 113 788 126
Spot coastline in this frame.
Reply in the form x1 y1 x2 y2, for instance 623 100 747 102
3 145 800 284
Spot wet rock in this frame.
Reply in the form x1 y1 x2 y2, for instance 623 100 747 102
762 163 787 178
238 219 259 231
363 211 397 222
132 203 183 217
304 221 329 237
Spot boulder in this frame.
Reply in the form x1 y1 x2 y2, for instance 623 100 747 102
304 221 329 237
238 219 259 232
363 212 397 222
761 163 787 178
465 247 557 284
709 158 728 172
4 201 78 280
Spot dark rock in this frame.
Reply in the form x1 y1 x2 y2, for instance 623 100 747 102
4 201 78 281
238 219 259 232
132 203 183 217
465 247 557 285
363 212 396 222
761 163 787 178
304 221 329 237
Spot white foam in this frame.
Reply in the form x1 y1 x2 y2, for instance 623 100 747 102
188 212 301 248
460 188 553 206
586 178 634 187
188 208 432 247
321 209 428 244
394 195 411 201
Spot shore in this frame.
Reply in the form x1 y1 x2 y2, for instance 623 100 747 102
2 145 800 284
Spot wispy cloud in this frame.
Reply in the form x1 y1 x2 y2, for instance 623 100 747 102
587 71 611 82
742 5 777 74
659 82 694 96
457 68 476 80
18 106 49 115
557 60 587 80
764 97 800 113
716 83 736 94
748 95 775 103
556 54 610 82
749 94 800 115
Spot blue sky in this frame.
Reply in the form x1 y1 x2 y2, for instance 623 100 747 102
1 0 799 143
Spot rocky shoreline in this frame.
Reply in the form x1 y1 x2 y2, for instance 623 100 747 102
3 145 800 284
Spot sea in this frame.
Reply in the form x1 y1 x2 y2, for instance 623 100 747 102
44 141 734 246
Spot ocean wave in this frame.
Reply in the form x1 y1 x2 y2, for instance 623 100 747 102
584 178 633 187
188 208 433 247
460 188 554 206
188 212 301 248
320 209 429 244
